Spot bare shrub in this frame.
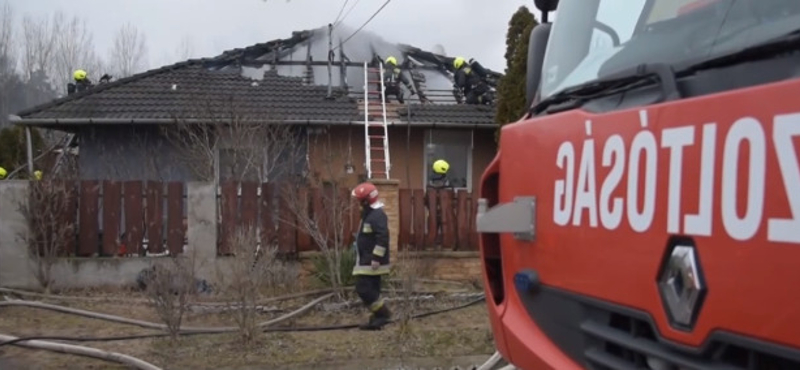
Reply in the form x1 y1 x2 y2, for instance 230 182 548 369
284 183 356 299
392 249 427 332
19 179 76 293
140 255 198 341
216 224 299 344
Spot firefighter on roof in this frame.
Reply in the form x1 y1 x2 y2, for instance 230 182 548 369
452 56 493 105
68 69 93 95
381 56 418 104
351 181 392 330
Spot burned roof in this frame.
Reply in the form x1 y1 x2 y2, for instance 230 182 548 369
15 25 500 128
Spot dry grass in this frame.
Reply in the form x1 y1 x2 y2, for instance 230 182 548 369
0 288 492 369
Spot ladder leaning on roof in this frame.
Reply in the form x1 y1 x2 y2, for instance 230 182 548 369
363 61 391 180
51 133 76 175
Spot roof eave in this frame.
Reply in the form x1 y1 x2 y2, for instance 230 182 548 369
11 116 497 130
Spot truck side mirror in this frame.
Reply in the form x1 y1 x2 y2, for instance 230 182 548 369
526 23 552 109
534 0 558 13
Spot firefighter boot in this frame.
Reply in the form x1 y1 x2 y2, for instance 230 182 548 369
372 305 392 328
359 305 392 331
359 314 378 330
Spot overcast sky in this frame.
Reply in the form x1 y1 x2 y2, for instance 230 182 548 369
10 0 543 74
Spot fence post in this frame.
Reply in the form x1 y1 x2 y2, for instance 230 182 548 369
0 181 36 288
371 179 400 254
186 182 217 262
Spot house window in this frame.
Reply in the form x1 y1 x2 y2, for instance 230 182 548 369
424 129 473 190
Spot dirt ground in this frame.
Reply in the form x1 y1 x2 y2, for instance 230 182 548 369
0 284 495 370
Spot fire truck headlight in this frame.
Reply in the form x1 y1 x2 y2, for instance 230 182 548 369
657 243 707 330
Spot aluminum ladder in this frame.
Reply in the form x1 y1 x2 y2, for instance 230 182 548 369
51 133 76 175
363 61 391 179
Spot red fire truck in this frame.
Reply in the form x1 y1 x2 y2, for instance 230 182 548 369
476 0 800 369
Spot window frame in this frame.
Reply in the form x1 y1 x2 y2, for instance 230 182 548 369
421 128 474 192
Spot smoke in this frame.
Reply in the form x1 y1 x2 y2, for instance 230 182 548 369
431 44 447 56
239 24 457 102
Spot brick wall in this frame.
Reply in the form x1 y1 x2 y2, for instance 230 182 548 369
372 179 400 254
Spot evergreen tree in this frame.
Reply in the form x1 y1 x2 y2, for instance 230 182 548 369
495 6 538 128
0 125 45 174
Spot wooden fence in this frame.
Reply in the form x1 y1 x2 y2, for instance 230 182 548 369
398 189 479 251
28 180 186 258
23 181 480 258
216 181 360 255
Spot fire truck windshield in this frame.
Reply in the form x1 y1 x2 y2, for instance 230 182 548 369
539 0 800 100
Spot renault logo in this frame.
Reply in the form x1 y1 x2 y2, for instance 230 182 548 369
657 242 707 330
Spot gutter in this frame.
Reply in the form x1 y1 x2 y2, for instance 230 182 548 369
8 116 497 130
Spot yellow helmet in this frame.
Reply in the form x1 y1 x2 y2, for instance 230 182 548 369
453 57 466 69
73 69 87 81
432 159 449 175
34 170 42 180
0 167 7 179
385 56 397 66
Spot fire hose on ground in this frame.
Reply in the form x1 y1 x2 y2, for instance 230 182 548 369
0 292 492 370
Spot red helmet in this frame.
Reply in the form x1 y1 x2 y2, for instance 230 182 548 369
351 182 379 204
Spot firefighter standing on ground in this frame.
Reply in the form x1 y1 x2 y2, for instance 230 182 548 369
427 159 453 190
351 182 392 330
427 159 452 246
452 56 492 105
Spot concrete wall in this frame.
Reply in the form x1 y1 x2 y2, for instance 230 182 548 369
0 180 482 291
0 181 220 290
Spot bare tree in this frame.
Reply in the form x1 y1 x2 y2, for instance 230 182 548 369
18 179 77 293
108 22 148 78
0 1 16 128
281 133 358 298
52 11 99 89
20 14 57 82
0 1 15 74
163 94 304 184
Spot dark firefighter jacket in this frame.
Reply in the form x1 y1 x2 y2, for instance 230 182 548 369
384 65 414 92
353 202 391 275
454 67 482 95
427 173 453 190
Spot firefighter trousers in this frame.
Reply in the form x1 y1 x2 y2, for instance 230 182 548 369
355 275 384 312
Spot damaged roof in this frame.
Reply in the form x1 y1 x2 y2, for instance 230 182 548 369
15 26 500 129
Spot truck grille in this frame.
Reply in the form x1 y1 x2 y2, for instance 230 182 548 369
516 285 800 370
581 312 800 370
